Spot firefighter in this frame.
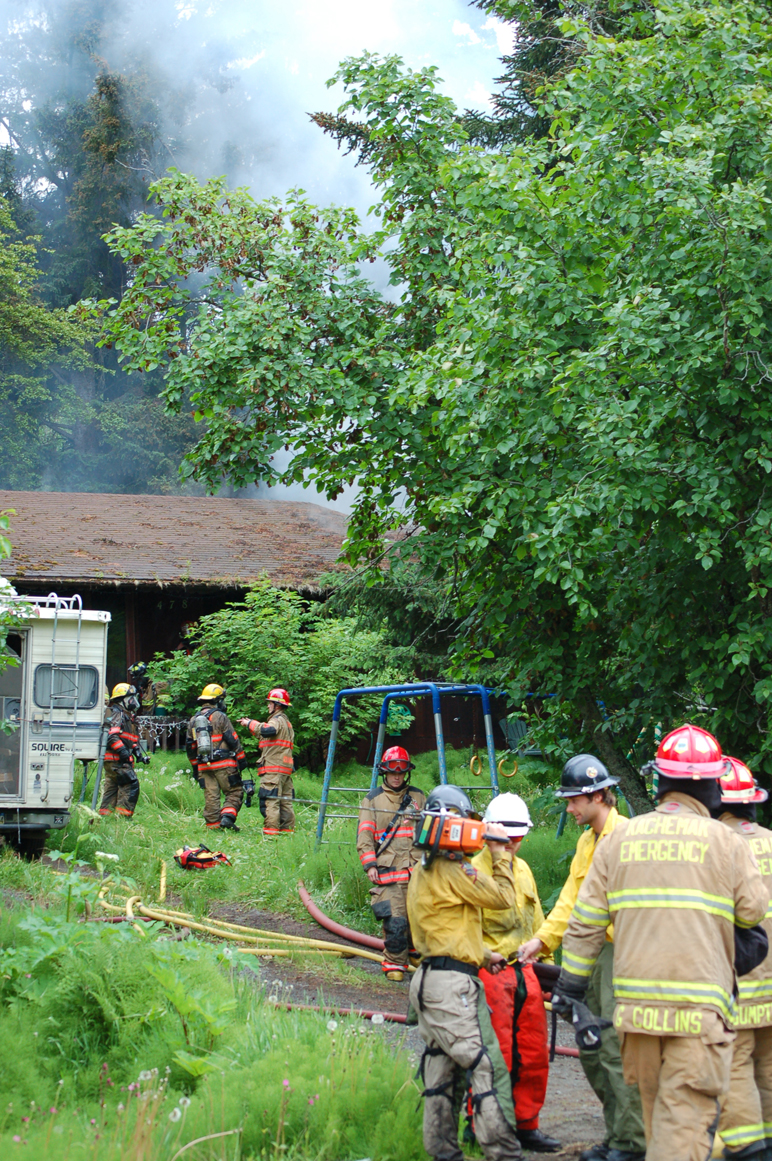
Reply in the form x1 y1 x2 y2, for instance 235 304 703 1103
472 793 561 1154
239 688 294 835
556 724 769 1161
715 757 772 1161
187 684 246 830
99 682 144 817
356 745 426 981
519 756 646 1161
407 784 524 1161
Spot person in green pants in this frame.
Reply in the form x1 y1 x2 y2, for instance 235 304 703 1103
519 755 645 1161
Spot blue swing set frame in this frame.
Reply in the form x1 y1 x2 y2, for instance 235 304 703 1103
315 682 502 847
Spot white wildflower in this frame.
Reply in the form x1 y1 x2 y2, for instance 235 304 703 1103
169 1108 182 1122
326 1020 338 1032
370 1013 385 1026
95 851 119 862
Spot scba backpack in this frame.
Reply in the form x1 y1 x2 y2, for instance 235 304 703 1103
174 844 231 870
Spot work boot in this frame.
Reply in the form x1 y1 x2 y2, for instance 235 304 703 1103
385 970 405 981
219 812 238 829
606 1151 646 1161
517 1127 562 1152
578 1147 609 1161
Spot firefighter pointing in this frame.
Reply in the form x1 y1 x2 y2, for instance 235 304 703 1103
240 688 295 835
186 684 246 831
556 724 769 1161
356 745 426 980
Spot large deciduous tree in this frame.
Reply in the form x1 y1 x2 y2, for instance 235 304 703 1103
100 0 772 802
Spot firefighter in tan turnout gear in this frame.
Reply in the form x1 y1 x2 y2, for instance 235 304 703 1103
407 784 524 1161
519 756 645 1161
356 745 426 980
716 757 772 1161
99 682 146 817
240 688 295 835
556 724 769 1161
186 684 246 830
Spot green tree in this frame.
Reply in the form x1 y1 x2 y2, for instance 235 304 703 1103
148 578 414 769
102 0 772 803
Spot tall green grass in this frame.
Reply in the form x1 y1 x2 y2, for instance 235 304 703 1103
0 746 582 934
0 900 423 1160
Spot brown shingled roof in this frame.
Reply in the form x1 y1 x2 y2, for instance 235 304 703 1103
0 491 348 589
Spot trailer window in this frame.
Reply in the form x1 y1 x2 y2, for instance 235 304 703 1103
33 665 99 710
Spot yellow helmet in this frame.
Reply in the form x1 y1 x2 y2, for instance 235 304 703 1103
198 683 225 702
110 682 132 700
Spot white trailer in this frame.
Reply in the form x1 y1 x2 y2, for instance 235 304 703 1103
0 593 110 855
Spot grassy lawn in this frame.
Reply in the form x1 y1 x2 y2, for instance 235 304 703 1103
0 745 584 1159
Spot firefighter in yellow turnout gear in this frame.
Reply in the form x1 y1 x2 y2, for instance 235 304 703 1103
356 745 426 980
716 757 772 1161
240 688 294 835
99 682 145 817
557 725 769 1161
407 784 524 1161
186 684 246 830
519 755 645 1161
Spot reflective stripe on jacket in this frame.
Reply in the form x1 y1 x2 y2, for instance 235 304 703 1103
720 813 772 1027
104 705 138 762
472 845 551 961
186 708 243 773
252 709 294 774
356 783 426 873
561 792 768 1034
534 806 620 953
407 847 517 968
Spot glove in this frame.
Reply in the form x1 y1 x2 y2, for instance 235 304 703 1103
551 969 587 1020
243 778 255 807
135 748 151 765
571 999 612 1052
735 924 769 977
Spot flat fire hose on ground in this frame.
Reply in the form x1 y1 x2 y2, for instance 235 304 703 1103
297 881 579 1059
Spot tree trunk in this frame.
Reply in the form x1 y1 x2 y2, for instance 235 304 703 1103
579 696 653 816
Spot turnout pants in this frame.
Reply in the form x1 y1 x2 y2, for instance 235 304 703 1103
370 880 411 972
409 963 522 1161
621 1027 734 1161
258 770 295 833
99 763 140 817
719 1025 772 1155
480 963 549 1131
582 942 646 1154
200 765 243 827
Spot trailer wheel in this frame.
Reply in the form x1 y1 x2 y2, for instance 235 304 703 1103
14 831 48 860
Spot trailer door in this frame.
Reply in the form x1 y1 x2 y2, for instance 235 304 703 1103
0 633 24 798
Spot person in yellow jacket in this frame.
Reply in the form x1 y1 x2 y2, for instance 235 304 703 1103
240 687 294 835
407 784 524 1161
715 757 772 1161
519 755 645 1161
186 684 246 830
556 725 769 1161
472 793 561 1154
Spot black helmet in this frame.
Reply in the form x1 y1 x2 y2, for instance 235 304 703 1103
128 662 149 689
555 754 619 798
425 784 480 819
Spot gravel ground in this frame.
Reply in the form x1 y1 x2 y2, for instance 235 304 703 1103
218 902 607 1158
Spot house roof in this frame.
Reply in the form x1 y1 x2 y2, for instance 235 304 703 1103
0 490 349 590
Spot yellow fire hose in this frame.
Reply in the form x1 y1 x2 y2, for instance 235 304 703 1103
97 891 388 965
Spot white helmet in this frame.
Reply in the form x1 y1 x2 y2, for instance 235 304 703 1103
483 793 532 837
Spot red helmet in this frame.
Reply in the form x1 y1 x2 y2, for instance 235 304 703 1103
379 745 414 777
267 688 291 707
720 757 769 804
653 724 728 779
